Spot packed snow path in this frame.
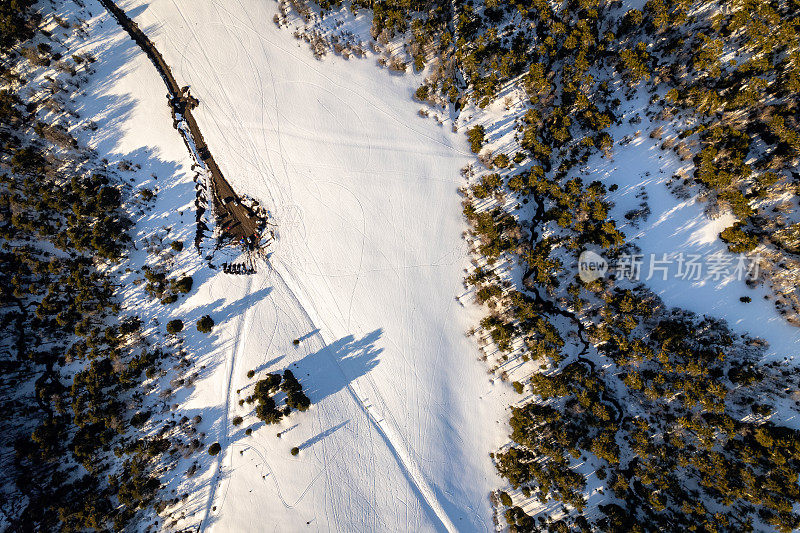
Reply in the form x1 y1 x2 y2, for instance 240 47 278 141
109 0 511 530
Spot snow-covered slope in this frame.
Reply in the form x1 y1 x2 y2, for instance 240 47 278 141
101 0 511 530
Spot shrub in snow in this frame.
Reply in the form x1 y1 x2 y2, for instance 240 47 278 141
467 125 485 153
280 370 301 393
208 442 221 456
256 374 282 395
130 411 150 428
166 319 183 334
282 370 311 412
255 396 283 424
174 276 193 294
196 315 214 333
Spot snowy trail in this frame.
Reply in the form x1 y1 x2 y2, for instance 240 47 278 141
199 278 254 531
184 256 469 531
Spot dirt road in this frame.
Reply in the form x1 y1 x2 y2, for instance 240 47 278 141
99 0 262 244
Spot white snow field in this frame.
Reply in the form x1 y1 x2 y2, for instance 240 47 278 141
92 0 511 531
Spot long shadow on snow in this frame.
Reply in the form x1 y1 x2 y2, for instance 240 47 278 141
297 420 348 451
234 330 383 422
290 329 382 405
63 4 233 528
292 329 461 532
187 287 274 331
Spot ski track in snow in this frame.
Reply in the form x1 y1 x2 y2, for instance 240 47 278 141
199 276 253 530
269 261 458 533
198 260 458 532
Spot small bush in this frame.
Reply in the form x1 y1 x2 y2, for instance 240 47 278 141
293 338 300 346
281 370 301 393
119 317 142 335
130 411 151 428
232 416 243 426
290 447 299 456
494 153 510 168
751 403 773 417
196 315 214 333
208 442 221 456
174 276 193 294
247 370 255 379
499 491 513 506
166 319 184 334
720 223 758 253
512 381 524 394
161 294 178 305
170 241 184 252
256 374 282 396
245 428 252 436
740 296 752 303
467 125 486 153
255 395 283 424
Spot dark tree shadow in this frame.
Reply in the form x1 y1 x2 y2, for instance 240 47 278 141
297 420 348 451
253 355 284 374
290 329 382 405
296 328 320 342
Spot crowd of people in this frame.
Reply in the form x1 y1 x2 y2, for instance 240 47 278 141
222 262 256 275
